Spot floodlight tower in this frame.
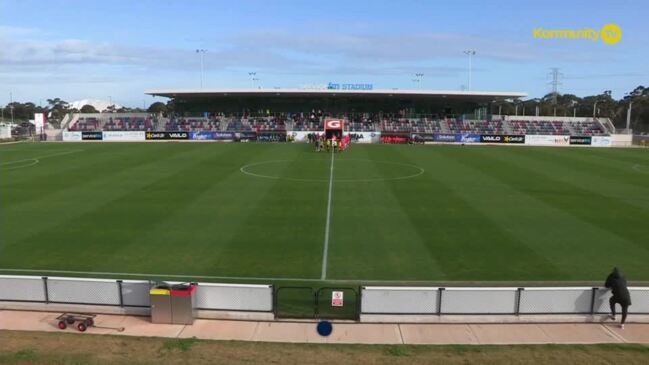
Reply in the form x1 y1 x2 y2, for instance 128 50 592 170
248 72 257 88
196 49 207 88
415 73 424 90
463 50 476 91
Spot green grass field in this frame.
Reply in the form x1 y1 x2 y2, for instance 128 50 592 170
2 142 649 284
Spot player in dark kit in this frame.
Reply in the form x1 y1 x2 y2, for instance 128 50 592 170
605 267 632 329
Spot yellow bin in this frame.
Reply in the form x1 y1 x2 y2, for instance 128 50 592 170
149 288 170 295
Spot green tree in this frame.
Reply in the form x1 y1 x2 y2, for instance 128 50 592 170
147 102 167 114
80 104 98 113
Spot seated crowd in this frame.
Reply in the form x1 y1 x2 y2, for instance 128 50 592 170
103 117 155 131
67 112 608 136
164 118 220 132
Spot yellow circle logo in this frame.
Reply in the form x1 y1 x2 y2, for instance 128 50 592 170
600 23 622 45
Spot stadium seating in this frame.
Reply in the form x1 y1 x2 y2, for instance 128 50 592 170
252 118 286 132
103 117 155 131
225 118 253 131
447 119 505 134
570 121 607 136
164 118 221 131
291 116 323 131
344 115 378 132
69 117 100 131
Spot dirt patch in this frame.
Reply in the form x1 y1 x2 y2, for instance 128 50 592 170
1 330 649 364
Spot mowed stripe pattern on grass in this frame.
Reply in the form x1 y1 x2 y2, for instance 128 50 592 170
1 143 649 282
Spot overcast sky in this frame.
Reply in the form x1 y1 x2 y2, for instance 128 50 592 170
1 0 647 107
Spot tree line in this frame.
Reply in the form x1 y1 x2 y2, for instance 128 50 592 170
1 86 647 132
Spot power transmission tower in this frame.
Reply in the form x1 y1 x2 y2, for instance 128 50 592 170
547 68 563 105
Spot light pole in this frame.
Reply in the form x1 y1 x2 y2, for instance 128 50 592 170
196 49 207 89
248 72 257 88
626 101 633 134
463 50 476 91
415 73 424 90
252 77 260 89
593 100 598 118
10 92 14 124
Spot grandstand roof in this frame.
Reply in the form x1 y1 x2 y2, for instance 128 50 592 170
146 88 527 102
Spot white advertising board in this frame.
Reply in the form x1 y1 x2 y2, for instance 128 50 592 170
0 126 11 139
288 131 324 142
62 131 82 141
344 131 381 144
33 113 45 134
591 136 612 147
102 131 145 141
525 135 570 146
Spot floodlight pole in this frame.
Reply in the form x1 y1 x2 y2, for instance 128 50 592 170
196 49 207 89
248 72 257 89
10 92 14 124
626 101 633 134
593 101 598 117
463 50 476 91
415 73 424 90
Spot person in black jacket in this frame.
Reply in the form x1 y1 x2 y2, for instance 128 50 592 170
605 267 632 329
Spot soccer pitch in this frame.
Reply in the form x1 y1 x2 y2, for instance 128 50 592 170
2 142 649 284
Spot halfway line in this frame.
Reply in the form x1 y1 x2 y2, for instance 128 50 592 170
320 147 335 280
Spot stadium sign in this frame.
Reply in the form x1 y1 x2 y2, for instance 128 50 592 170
62 131 82 141
325 119 343 130
327 82 373 90
433 133 457 142
145 131 189 140
189 131 237 140
458 134 481 143
480 135 502 143
237 131 257 141
591 136 612 147
81 131 103 140
102 131 145 141
525 135 570 146
569 136 592 145
480 135 525 144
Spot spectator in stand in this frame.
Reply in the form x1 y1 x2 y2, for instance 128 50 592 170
605 267 632 329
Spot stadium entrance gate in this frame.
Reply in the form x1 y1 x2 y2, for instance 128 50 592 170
274 286 360 320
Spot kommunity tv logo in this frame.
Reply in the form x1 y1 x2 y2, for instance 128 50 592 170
533 23 622 45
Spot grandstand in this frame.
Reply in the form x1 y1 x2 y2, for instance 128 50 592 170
62 90 614 137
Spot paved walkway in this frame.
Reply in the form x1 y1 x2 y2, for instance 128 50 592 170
1 310 649 345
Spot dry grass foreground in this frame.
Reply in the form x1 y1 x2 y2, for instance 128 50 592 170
1 330 649 364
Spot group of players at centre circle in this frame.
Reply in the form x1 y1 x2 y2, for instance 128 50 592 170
310 133 351 152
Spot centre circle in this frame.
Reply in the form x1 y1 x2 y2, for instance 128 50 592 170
240 158 425 182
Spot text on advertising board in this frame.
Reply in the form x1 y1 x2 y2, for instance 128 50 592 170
145 131 189 140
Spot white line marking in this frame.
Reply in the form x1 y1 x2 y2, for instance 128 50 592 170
321 148 335 280
0 159 39 170
0 149 83 170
